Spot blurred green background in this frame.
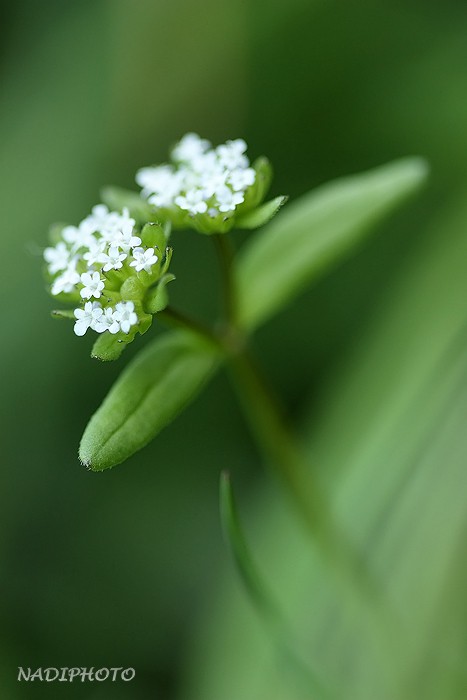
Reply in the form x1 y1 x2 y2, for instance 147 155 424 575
2 1 467 698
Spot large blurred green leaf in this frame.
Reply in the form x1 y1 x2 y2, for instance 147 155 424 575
235 158 428 330
181 194 467 700
80 330 220 471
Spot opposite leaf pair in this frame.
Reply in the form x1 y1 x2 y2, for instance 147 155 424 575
74 155 428 470
44 134 285 360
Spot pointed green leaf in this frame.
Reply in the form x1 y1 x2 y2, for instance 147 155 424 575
251 156 273 206
219 472 334 700
91 332 129 362
140 221 167 250
51 309 75 320
161 246 173 274
100 186 155 226
80 330 220 470
162 220 172 244
91 312 153 362
236 196 288 230
235 158 429 330
145 273 176 314
119 275 145 301
220 472 276 619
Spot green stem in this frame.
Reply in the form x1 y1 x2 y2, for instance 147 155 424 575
212 234 238 328
161 296 325 535
228 348 317 526
160 236 381 605
158 306 222 350
212 234 381 603
226 348 400 690
156 232 398 678
227 347 372 586
212 234 323 530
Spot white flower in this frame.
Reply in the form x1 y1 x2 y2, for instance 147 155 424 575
216 139 249 170
97 245 127 271
113 301 138 334
227 167 256 192
44 241 71 275
172 133 211 163
81 205 136 243
82 205 117 235
189 149 218 176
136 136 257 219
148 189 181 208
145 171 185 208
82 235 107 266
83 204 112 232
61 225 81 246
94 306 120 334
111 226 142 252
176 165 201 193
80 271 105 299
200 168 228 198
175 189 208 215
130 247 159 273
73 302 103 336
133 134 258 230
136 165 176 198
214 185 245 213
113 208 136 235
51 260 80 295
61 223 95 253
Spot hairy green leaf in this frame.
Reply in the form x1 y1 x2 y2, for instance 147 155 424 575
91 332 129 362
80 330 220 470
235 158 429 330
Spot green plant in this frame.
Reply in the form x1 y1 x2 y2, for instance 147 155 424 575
43 134 428 698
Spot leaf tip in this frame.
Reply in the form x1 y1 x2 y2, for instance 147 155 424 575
219 470 236 538
90 351 113 362
219 468 231 490
78 439 101 472
78 452 92 470
91 334 127 362
78 447 107 472
389 155 431 188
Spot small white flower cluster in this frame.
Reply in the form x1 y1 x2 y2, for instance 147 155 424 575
136 134 256 218
43 205 157 336
74 301 138 337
